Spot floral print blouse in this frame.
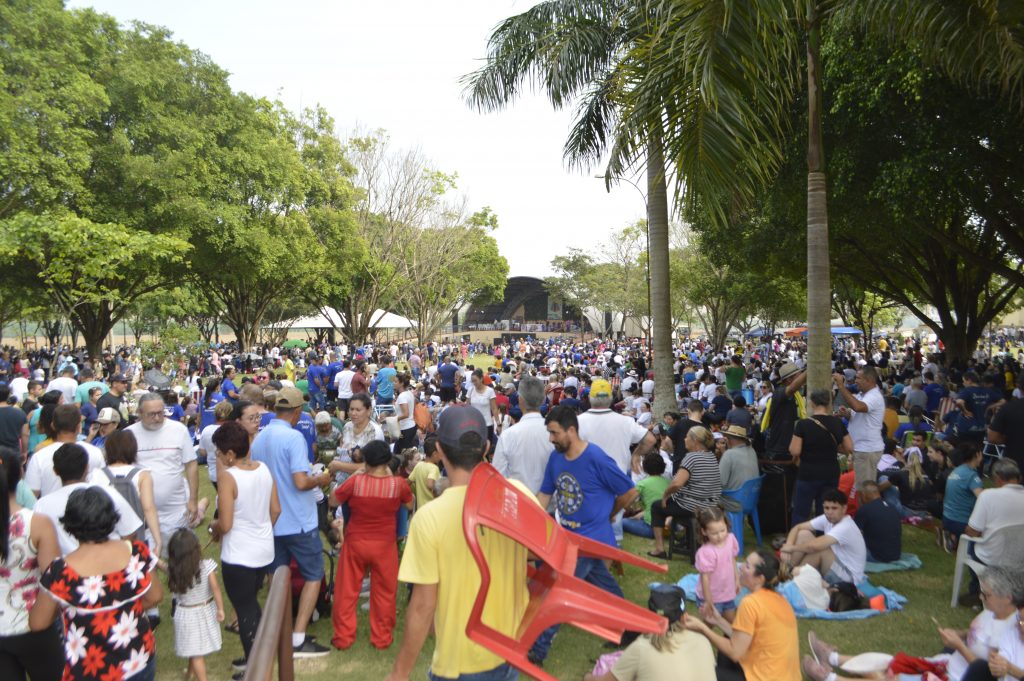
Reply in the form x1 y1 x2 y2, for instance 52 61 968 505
39 540 156 680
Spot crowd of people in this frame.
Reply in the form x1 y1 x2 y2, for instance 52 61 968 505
0 330 1023 681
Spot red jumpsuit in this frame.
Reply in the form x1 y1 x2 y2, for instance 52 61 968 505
332 473 412 649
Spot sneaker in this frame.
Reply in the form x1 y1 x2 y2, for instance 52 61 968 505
232 672 245 681
526 652 544 668
293 637 330 658
802 655 833 681
807 631 835 666
935 526 944 549
148 614 161 630
944 530 958 554
231 658 247 672
360 600 370 612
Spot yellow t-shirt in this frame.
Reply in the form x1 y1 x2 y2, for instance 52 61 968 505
408 460 441 510
884 408 900 440
283 358 295 383
398 482 532 678
611 629 716 681
732 588 801 681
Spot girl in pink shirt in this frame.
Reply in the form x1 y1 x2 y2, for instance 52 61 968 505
695 506 741 622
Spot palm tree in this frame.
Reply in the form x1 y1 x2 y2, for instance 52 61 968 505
462 0 678 412
611 0 1024 390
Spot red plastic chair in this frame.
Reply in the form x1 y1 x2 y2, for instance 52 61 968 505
462 463 669 681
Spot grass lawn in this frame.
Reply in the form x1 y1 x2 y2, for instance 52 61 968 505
151 462 975 681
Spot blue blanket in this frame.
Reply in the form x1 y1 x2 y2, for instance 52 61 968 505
865 553 922 573
674 573 907 620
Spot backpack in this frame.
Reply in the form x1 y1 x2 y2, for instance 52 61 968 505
101 466 147 542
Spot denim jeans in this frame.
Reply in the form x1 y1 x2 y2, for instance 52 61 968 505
428 662 518 681
529 556 623 661
611 509 625 544
622 517 654 539
791 478 838 525
310 391 326 410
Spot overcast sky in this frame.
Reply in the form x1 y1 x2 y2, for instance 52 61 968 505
66 0 647 277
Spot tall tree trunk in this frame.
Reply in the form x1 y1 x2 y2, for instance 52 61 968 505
647 133 675 413
805 5 832 394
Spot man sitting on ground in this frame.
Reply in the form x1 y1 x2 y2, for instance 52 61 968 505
780 489 867 586
853 481 902 563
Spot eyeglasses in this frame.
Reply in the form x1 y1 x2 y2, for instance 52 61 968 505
141 411 165 419
242 414 261 423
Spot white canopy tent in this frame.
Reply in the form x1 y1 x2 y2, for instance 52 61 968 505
287 308 416 330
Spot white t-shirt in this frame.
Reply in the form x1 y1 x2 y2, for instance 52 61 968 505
34 482 142 556
47 376 79 405
198 423 221 484
25 441 106 497
791 565 830 611
967 484 1024 564
641 379 655 398
126 420 196 533
945 609 1016 681
9 376 28 402
334 369 355 399
809 514 867 585
577 409 650 474
468 386 496 427
996 617 1024 681
848 386 885 452
395 390 416 430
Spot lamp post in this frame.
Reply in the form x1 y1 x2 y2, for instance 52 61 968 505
595 175 651 344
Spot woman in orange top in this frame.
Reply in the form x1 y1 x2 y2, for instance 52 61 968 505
683 548 801 681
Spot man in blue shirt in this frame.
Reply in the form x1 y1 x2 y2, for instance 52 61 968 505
306 355 326 411
324 354 343 406
530 405 638 664
375 356 397 406
250 387 331 658
436 356 460 405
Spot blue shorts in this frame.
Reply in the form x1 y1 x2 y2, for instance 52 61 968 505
695 596 738 612
270 529 324 581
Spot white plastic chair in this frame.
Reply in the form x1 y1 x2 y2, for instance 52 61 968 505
951 523 1024 607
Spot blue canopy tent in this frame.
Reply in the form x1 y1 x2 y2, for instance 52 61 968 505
744 327 773 337
800 326 864 337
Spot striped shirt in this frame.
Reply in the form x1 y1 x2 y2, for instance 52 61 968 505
671 451 722 512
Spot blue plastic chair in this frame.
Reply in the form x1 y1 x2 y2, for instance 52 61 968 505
721 475 765 555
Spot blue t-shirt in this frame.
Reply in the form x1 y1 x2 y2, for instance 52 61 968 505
957 386 1002 432
943 464 982 524
251 418 317 535
163 403 184 422
296 411 317 463
80 403 98 433
437 363 459 388
376 367 397 399
259 411 315 463
326 362 343 390
540 443 634 546
923 382 946 413
221 378 238 404
307 365 325 394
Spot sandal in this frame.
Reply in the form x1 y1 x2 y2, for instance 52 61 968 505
646 550 669 559
225 620 240 635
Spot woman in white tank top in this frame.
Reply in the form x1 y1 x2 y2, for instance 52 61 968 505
209 422 280 670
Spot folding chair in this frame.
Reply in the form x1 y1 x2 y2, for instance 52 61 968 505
463 463 668 681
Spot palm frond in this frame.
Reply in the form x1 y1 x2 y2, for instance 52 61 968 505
461 0 634 112
849 0 1024 106
615 0 803 224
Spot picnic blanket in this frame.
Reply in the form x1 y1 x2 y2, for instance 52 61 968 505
865 552 922 573
674 573 907 620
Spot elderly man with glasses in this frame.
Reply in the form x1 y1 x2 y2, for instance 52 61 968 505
127 392 200 557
